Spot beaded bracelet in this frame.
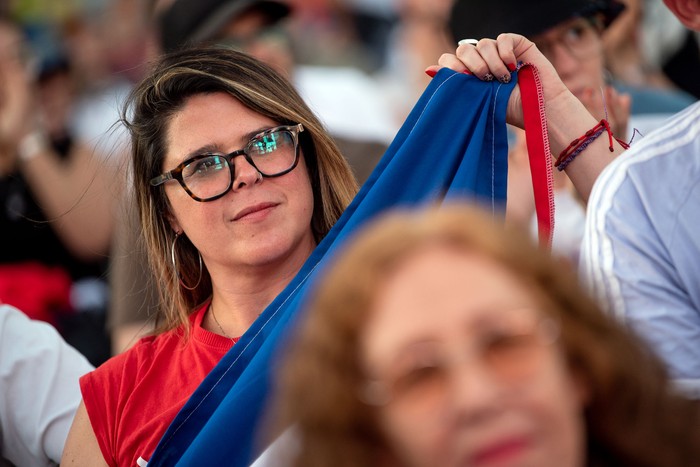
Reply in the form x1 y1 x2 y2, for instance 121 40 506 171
554 119 630 171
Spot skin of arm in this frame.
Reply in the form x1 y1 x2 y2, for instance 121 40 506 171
19 142 119 260
61 400 109 466
0 33 117 261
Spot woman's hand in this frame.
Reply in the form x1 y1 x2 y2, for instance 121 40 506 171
426 33 572 129
0 48 34 173
426 33 629 202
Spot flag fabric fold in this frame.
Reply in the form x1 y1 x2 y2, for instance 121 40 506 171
149 68 518 466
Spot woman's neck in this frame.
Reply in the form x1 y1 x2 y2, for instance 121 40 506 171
205 239 315 337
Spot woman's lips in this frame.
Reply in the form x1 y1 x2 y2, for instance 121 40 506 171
233 202 278 221
469 436 531 466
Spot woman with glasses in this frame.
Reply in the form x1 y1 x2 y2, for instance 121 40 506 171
62 47 357 466
271 204 700 467
63 31 631 464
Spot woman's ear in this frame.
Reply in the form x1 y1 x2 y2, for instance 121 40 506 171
166 209 182 234
571 367 591 408
664 0 700 31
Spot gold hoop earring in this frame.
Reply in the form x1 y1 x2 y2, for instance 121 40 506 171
170 232 202 291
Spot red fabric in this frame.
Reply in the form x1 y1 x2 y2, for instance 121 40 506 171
80 302 236 466
0 262 72 325
518 63 555 250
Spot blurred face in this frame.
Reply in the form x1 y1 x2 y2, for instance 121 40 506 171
532 17 605 99
360 245 585 467
162 92 316 279
215 10 294 77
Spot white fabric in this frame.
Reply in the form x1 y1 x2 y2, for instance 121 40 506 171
69 79 132 160
0 305 93 466
530 188 586 265
581 102 700 398
294 65 399 145
248 427 298 467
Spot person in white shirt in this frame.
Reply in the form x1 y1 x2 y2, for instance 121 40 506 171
0 305 93 466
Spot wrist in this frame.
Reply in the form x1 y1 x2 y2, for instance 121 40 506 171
17 130 50 163
545 92 598 157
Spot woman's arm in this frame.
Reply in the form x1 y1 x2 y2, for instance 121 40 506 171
18 142 119 260
0 36 118 260
61 400 109 466
428 33 628 201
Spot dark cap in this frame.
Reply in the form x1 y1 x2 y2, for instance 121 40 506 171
159 0 291 53
449 0 624 42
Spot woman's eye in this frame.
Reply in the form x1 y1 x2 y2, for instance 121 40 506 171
483 330 535 363
188 157 224 176
565 25 587 41
394 364 441 392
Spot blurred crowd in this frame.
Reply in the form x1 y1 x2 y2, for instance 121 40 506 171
1 0 700 465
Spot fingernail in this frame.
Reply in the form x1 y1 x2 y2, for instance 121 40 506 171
462 69 473 75
484 73 494 82
500 73 511 83
425 69 437 78
507 63 517 72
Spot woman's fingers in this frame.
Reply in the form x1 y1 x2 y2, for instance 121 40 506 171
456 39 511 82
427 33 574 131
434 52 470 74
455 40 495 81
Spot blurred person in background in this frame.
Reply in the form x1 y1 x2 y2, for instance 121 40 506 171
641 0 700 99
0 13 119 365
271 204 700 467
379 0 455 126
601 0 700 100
602 0 680 89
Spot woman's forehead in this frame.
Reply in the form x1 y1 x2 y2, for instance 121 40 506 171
162 92 276 164
361 247 540 352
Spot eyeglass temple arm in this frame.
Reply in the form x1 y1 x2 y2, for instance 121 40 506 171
150 172 174 187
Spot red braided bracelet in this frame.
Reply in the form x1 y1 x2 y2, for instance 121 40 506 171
554 119 630 171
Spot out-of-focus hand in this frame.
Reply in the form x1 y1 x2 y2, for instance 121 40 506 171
579 85 631 140
425 33 572 129
0 49 34 172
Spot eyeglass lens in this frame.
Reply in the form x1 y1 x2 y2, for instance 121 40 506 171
181 127 298 200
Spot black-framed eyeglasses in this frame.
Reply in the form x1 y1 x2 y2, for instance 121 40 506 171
150 123 304 202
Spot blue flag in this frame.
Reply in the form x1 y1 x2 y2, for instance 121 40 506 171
149 68 517 466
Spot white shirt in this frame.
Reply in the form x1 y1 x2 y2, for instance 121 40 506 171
581 102 700 397
0 305 93 466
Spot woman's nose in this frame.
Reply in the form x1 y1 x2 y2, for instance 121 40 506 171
447 359 502 424
231 156 262 191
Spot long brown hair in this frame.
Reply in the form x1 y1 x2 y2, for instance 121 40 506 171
270 204 700 467
122 46 358 335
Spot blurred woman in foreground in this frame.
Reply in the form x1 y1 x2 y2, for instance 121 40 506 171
272 204 700 467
